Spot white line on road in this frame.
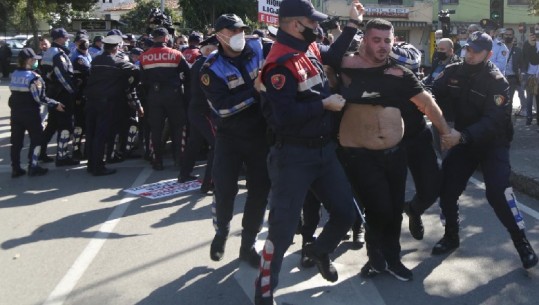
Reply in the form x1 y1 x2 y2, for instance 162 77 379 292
41 167 152 305
469 177 539 221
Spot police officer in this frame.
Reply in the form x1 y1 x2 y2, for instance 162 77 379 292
89 36 104 59
483 20 509 74
178 35 218 193
432 31 538 270
70 33 92 160
503 28 525 110
200 14 270 268
40 28 80 166
140 27 190 170
9 48 65 177
254 1 364 303
84 35 140 176
182 32 202 65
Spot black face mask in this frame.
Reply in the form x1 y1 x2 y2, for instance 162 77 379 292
504 37 513 44
79 42 89 50
298 21 318 44
435 51 448 61
463 60 486 74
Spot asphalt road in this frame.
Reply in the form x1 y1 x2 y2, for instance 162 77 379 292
1 83 539 305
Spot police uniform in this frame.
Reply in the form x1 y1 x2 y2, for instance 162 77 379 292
432 32 538 269
139 27 190 170
254 0 359 301
178 39 217 192
491 37 509 74
88 36 104 59
9 48 59 177
200 14 270 268
70 39 92 159
40 28 79 166
84 35 140 176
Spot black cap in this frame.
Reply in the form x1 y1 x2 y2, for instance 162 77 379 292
188 32 203 43
51 28 74 40
480 19 498 31
125 33 136 42
151 27 169 37
465 31 493 52
214 14 249 32
19 48 42 60
279 0 328 22
130 47 144 56
107 29 127 39
200 35 219 46
75 34 90 42
93 35 104 43
253 29 265 38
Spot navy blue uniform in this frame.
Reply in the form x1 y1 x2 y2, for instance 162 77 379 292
432 60 537 268
40 42 76 162
84 52 139 173
9 69 59 170
255 26 358 301
179 55 216 188
70 49 92 158
200 38 270 256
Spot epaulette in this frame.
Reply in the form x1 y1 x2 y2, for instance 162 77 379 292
202 53 218 69
489 69 504 80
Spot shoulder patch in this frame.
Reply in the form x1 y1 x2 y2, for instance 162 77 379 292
271 74 286 90
77 58 86 65
494 95 506 106
501 50 507 57
200 74 210 86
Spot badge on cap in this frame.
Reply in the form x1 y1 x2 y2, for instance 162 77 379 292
271 74 286 90
494 95 505 106
201 74 210 86
470 32 480 41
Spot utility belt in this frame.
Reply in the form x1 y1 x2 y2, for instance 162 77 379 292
273 134 331 148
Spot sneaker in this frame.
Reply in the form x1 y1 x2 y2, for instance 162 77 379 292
178 174 199 183
387 261 413 281
239 246 260 268
404 201 424 240
432 232 459 255
514 238 538 269
27 166 48 176
210 234 227 261
11 167 26 178
360 261 380 278
303 243 338 282
38 155 54 163
55 157 80 167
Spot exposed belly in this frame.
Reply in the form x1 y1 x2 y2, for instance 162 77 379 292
339 104 404 150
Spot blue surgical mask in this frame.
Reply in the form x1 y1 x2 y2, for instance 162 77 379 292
32 60 38 70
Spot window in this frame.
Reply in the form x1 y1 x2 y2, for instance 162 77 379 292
507 0 528 5
442 0 459 4
378 0 403 5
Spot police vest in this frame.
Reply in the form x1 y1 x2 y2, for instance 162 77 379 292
8 69 39 110
41 47 73 84
140 45 183 85
206 39 264 92
183 47 201 65
261 41 324 97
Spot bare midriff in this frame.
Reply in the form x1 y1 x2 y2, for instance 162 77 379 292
339 103 403 150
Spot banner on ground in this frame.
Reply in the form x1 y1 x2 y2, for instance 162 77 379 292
124 179 201 199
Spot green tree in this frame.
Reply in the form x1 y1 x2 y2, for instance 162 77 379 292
530 0 539 15
120 0 181 35
178 0 258 32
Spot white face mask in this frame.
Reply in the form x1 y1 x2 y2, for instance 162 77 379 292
228 32 246 52
179 44 188 49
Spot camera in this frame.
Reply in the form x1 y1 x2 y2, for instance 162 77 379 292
438 10 455 38
146 8 174 35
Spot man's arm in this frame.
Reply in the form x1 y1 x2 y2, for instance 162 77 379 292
410 91 451 137
52 53 75 94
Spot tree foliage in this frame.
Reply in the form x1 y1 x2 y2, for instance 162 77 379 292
530 0 539 15
178 0 258 33
120 0 181 35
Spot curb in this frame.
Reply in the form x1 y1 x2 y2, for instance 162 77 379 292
511 171 539 200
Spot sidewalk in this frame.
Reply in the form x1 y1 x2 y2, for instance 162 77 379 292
510 113 539 199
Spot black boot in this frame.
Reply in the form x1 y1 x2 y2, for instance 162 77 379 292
404 199 424 240
210 234 227 261
512 231 538 269
239 246 260 268
303 242 338 282
300 237 316 268
432 227 459 255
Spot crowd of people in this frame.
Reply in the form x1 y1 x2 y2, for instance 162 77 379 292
7 0 539 304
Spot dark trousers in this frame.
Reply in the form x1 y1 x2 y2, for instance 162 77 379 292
147 87 185 162
180 112 215 183
212 134 270 248
85 98 115 171
258 141 356 292
10 109 43 168
300 190 322 243
340 144 407 265
440 144 524 234
404 127 442 215
0 59 9 78
41 90 73 157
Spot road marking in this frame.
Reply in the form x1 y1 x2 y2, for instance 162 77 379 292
469 177 539 221
41 167 152 305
